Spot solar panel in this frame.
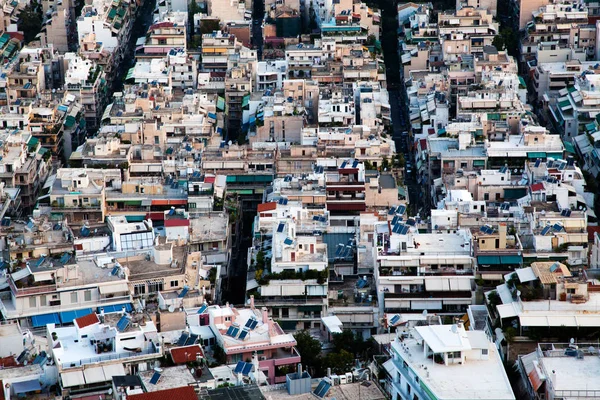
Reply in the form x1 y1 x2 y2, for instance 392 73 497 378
60 253 71 265
541 225 551 236
116 316 130 332
249 319 258 330
226 326 235 336
553 223 563 232
389 314 400 325
242 363 253 376
314 381 331 398
391 215 400 225
319 216 327 223
388 206 397 215
177 332 189 346
397 205 406 215
534 158 541 168
245 319 254 328
341 161 347 169
231 327 240 337
238 330 248 340
277 223 285 233
352 160 359 168
178 286 189 298
110 266 119 276
313 216 320 221
400 225 410 235
185 334 198 346
499 166 507 173
547 160 554 168
197 304 208 314
284 238 293 245
406 218 416 226
234 361 245 374
561 209 572 217
335 244 345 257
550 262 560 272
150 372 161 385
558 162 566 171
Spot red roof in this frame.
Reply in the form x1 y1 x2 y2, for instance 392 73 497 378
146 212 165 221
7 32 23 42
128 386 197 400
75 313 100 329
0 356 17 368
530 183 545 192
170 345 204 364
257 202 277 212
204 176 216 184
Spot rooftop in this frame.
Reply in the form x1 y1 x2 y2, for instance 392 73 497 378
391 326 514 399
139 365 196 392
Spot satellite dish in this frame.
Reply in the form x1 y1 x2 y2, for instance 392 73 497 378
422 310 428 317
570 338 575 344
228 140 233 146
190 368 195 375
451 324 458 333
108 389 113 395
578 206 583 210
517 290 521 297
513 169 517 173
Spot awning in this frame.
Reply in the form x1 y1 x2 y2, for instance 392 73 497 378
478 255 501 265
298 305 322 312
125 67 135 80
84 366 106 384
500 255 522 265
278 320 298 330
527 152 546 159
98 303 132 313
99 282 129 294
12 267 32 281
563 140 575 154
411 300 442 310
12 379 41 394
62 370 85 387
504 188 527 200
59 308 94 324
64 115 76 128
31 313 60 327
473 160 486 167
425 278 449 291
102 363 126 380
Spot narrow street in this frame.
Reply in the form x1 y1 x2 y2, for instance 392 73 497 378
378 0 425 216
252 0 264 59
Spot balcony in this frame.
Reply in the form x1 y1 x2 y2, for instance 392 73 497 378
8 277 56 297
61 343 161 370
384 290 472 299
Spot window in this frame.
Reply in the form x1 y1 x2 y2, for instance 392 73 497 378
29 297 36 308
40 295 47 307
481 349 488 355
281 308 289 318
84 290 92 302
170 280 179 287
134 284 146 296
71 292 78 303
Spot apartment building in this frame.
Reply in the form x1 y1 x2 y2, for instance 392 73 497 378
438 7 498 61
206 304 301 384
384 323 515 400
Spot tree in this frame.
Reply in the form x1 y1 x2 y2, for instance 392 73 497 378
212 343 227 365
381 157 390 171
322 349 354 374
293 331 322 372
366 34 376 47
332 330 356 354
491 28 518 57
18 1 43 44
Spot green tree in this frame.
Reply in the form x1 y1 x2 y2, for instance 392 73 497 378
381 157 390 171
293 331 322 372
18 1 43 44
322 349 354 374
212 343 227 364
491 28 518 57
332 330 356 354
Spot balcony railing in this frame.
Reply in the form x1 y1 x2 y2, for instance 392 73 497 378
61 344 161 370
8 278 57 297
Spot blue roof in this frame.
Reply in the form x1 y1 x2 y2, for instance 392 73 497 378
31 313 60 327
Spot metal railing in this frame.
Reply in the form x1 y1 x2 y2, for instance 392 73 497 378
61 345 160 369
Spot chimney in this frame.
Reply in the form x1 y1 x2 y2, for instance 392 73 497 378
298 363 302 375
250 295 255 310
498 222 507 249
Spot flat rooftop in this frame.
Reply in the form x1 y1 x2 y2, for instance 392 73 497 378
119 245 187 281
261 381 386 400
139 365 196 392
393 333 514 399
189 214 228 242
410 232 471 254
541 352 600 393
